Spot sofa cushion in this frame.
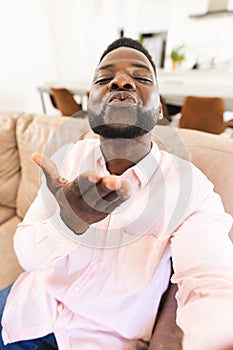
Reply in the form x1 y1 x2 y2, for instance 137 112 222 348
0 112 21 209
0 216 23 290
0 206 16 225
177 129 233 213
15 113 90 219
151 126 233 240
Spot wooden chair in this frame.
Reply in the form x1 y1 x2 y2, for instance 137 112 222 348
179 96 233 135
50 87 82 116
160 95 171 122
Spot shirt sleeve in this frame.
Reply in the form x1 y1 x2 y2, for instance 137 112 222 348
170 167 233 350
13 185 86 271
13 144 94 271
14 142 98 271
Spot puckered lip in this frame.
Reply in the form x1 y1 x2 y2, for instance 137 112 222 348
106 91 138 104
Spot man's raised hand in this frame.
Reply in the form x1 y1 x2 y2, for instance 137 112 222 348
32 152 131 235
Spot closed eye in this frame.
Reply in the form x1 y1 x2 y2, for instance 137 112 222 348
95 78 112 85
134 77 153 84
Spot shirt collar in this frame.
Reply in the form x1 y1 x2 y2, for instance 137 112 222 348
132 141 161 188
94 140 161 189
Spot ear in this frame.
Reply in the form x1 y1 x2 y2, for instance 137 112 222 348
158 103 163 119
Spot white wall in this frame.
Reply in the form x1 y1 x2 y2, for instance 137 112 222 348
0 0 57 113
45 0 119 82
133 0 233 70
164 0 233 70
1 0 233 113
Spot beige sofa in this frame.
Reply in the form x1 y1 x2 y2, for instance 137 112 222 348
0 111 233 349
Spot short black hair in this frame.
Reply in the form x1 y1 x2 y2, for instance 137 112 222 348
99 37 156 74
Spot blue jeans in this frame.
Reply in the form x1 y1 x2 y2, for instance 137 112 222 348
0 284 58 349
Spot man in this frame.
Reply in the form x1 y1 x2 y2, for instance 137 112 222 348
0 37 233 350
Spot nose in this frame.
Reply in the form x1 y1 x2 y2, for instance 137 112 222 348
109 73 136 91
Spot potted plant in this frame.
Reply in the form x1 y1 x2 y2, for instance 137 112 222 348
170 45 186 69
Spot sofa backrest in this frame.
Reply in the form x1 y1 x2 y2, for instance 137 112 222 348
0 112 21 210
151 126 233 240
15 113 90 219
173 128 233 219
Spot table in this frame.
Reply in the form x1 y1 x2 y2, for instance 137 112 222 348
38 70 233 113
157 69 233 111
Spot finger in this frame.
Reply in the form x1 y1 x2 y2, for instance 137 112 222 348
116 179 131 199
96 175 124 197
82 176 131 208
81 175 120 206
101 175 120 191
96 192 130 213
72 171 102 196
99 178 131 202
94 180 131 212
32 152 57 178
32 152 68 187
32 152 43 167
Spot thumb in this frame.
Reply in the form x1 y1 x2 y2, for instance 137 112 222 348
32 152 68 189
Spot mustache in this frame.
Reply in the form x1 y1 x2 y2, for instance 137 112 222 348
87 104 161 129
106 91 137 104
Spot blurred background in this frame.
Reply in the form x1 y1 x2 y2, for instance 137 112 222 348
1 0 233 113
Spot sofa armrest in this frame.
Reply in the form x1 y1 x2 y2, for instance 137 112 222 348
149 283 183 350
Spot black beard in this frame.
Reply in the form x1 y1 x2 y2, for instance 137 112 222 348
87 103 160 139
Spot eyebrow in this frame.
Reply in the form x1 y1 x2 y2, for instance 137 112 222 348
98 64 114 71
98 62 151 72
131 63 151 71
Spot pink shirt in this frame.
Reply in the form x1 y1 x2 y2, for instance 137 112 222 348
2 139 233 350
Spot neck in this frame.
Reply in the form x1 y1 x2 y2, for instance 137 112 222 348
100 134 152 175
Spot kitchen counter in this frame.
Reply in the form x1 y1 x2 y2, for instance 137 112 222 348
157 69 233 110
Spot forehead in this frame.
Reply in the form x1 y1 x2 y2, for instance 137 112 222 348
97 46 154 73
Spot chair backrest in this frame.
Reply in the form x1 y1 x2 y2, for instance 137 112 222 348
160 95 171 122
179 96 225 134
50 87 82 116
